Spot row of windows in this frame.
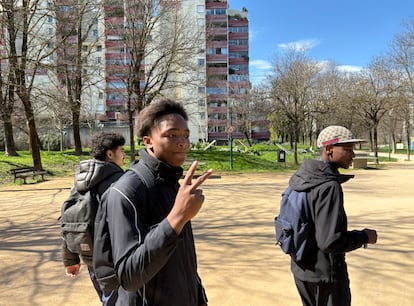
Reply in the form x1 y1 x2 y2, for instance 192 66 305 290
229 26 248 33
206 9 226 15
228 39 248 46
229 64 248 71
228 74 249 82
208 113 227 120
229 51 248 58
208 100 227 108
107 93 124 100
207 47 227 55
208 126 227 133
206 87 227 94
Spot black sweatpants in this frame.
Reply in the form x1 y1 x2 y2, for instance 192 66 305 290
294 276 351 306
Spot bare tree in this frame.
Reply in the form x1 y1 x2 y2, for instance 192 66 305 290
105 0 201 161
347 57 397 163
52 0 104 155
388 19 414 161
1 0 57 169
0 43 18 156
268 48 322 164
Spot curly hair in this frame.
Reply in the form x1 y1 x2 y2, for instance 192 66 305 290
90 132 125 161
135 99 188 139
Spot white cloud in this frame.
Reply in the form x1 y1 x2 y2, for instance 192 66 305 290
250 60 272 86
337 65 363 73
278 39 320 52
250 59 272 71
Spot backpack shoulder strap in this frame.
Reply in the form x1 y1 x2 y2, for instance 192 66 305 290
128 161 155 189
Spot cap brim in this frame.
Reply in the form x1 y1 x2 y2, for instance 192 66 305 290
335 139 366 145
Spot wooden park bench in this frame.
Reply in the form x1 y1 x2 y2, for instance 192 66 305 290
10 166 47 184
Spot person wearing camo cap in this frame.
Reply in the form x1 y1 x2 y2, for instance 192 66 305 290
286 125 378 306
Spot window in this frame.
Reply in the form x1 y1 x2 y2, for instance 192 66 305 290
206 87 227 94
197 5 204 13
47 16 53 23
206 9 226 15
97 45 102 52
198 58 205 66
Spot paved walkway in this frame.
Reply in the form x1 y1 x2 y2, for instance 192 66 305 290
0 158 413 306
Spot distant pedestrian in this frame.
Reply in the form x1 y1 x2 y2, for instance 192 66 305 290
286 125 377 306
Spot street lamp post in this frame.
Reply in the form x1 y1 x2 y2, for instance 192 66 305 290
228 107 234 170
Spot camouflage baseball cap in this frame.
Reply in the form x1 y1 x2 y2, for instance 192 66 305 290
317 125 366 148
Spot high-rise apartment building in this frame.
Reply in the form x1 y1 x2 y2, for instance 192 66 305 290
9 0 269 144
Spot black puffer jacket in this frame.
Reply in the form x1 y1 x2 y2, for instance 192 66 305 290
62 159 124 267
289 158 368 282
104 149 208 306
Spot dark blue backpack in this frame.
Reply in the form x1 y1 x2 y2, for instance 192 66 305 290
274 186 315 262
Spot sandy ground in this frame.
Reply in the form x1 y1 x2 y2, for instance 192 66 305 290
0 157 413 306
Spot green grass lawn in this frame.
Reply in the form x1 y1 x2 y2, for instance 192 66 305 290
0 144 399 185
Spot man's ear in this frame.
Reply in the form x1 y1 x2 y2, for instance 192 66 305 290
105 149 114 161
142 135 152 148
325 144 334 156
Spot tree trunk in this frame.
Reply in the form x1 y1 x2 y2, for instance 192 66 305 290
72 110 82 155
21 97 43 170
128 107 135 163
2 117 19 156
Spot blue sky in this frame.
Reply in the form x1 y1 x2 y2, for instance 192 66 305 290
229 0 414 85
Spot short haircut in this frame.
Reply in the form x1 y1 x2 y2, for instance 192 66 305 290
90 132 125 161
135 99 188 139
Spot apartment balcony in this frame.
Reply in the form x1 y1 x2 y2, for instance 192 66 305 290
106 99 124 106
206 40 228 49
105 52 128 60
206 27 228 36
229 45 248 53
208 106 227 114
105 64 129 73
105 40 124 48
104 17 124 24
206 14 227 23
206 93 227 100
208 119 227 126
228 32 248 40
206 80 228 87
105 28 124 36
206 67 227 74
207 132 227 140
228 20 248 27
206 54 227 62
206 1 227 9
229 57 248 65
105 87 127 94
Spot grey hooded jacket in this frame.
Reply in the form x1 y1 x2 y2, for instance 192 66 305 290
62 159 124 267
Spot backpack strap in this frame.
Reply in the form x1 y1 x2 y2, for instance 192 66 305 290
127 161 155 189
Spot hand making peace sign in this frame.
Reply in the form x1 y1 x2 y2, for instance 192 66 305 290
167 161 214 234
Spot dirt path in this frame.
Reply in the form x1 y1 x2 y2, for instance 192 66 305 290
0 160 413 306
